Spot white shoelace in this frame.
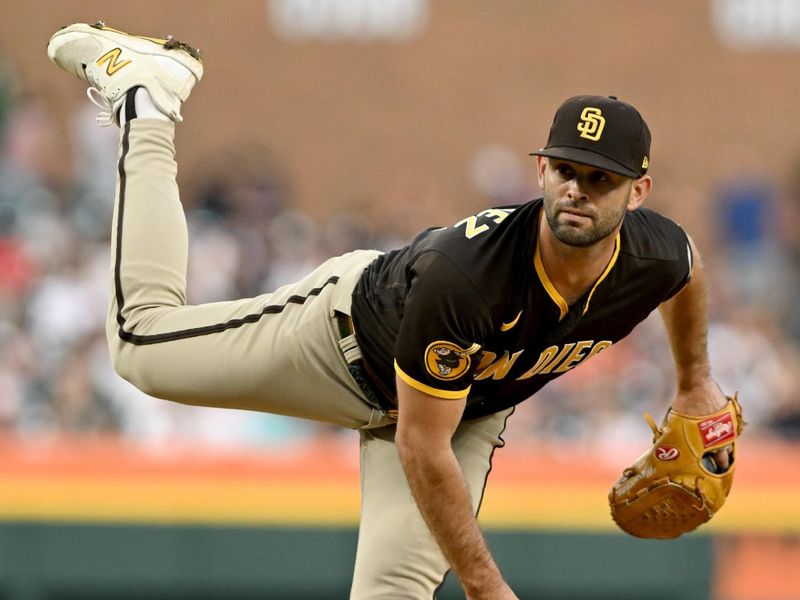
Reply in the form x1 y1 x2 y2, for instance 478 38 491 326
86 87 116 127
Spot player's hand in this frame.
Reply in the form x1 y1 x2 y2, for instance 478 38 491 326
671 377 727 415
496 583 519 600
465 581 518 600
671 378 733 471
705 443 733 471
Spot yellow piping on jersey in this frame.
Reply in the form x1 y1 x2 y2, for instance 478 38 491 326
581 233 620 315
534 244 569 320
395 361 470 399
534 232 621 320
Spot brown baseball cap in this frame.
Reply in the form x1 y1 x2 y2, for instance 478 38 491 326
530 95 651 178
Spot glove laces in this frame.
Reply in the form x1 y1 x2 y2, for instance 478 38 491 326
86 87 116 127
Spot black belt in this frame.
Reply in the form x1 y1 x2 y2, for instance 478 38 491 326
335 312 397 415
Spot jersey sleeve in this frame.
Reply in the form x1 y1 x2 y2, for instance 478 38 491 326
662 222 694 300
626 208 695 302
393 250 492 399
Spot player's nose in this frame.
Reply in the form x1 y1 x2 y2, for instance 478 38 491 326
566 179 589 201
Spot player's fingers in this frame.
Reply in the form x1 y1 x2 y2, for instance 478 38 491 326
703 444 733 472
714 446 731 470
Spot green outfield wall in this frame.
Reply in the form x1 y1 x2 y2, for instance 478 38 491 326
0 523 712 600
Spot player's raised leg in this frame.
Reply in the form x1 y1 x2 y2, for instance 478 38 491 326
47 23 382 428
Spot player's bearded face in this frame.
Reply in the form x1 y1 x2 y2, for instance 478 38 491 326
541 160 633 247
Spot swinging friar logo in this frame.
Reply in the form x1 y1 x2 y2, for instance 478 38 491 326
425 341 473 381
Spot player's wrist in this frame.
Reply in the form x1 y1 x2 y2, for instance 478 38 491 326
673 359 711 388
461 569 511 599
671 378 728 416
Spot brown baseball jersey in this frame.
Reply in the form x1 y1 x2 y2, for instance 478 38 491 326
351 198 692 419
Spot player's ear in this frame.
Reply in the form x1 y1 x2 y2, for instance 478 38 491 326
627 175 652 211
536 156 548 188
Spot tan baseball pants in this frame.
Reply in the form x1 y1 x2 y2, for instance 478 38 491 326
109 119 512 598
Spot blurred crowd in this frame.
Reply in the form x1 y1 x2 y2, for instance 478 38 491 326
1 60 800 451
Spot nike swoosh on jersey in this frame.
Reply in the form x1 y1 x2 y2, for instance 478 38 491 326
500 310 523 332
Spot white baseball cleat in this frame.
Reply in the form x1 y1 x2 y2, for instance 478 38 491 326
47 21 203 126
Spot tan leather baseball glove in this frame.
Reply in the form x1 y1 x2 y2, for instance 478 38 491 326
609 393 744 539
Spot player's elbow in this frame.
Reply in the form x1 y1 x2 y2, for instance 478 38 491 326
395 423 450 470
395 422 426 466
394 425 416 463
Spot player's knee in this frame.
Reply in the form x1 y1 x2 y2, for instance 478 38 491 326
109 350 145 393
108 339 164 398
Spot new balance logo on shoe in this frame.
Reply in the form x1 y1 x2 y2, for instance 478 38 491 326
96 48 131 75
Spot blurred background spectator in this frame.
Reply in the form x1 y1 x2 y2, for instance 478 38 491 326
0 1 799 452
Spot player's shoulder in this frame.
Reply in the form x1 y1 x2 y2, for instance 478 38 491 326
620 207 689 261
408 201 532 257
406 200 540 305
425 200 538 250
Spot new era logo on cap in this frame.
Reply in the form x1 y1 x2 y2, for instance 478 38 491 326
531 95 651 178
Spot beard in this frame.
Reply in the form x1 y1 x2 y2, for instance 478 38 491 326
542 185 629 247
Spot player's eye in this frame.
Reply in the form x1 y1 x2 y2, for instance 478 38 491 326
589 171 610 184
555 163 574 178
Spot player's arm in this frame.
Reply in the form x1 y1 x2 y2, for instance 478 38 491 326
394 377 516 600
658 235 730 462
